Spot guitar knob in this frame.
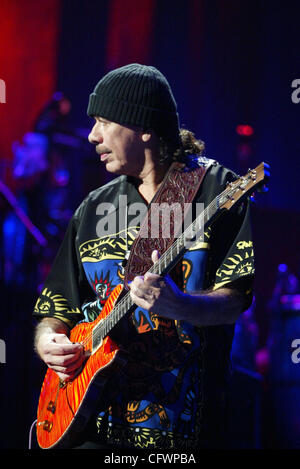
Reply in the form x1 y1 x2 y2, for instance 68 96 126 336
42 420 53 432
47 400 56 414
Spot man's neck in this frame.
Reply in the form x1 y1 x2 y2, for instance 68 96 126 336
136 162 169 204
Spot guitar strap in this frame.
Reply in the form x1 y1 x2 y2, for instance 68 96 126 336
123 157 214 289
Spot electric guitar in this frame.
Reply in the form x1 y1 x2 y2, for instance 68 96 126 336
36 162 270 449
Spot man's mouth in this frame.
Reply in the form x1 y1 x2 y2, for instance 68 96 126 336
97 148 111 161
100 152 111 162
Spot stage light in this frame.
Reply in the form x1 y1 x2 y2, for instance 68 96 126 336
278 263 288 273
236 124 254 137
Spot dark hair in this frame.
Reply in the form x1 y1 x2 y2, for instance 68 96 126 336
158 128 205 164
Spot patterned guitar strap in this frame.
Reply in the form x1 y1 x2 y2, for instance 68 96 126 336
123 157 214 290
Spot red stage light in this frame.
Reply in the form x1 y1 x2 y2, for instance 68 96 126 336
236 124 254 137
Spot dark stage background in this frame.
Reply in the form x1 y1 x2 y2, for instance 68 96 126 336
0 0 300 450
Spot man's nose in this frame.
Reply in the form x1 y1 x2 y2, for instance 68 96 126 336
88 123 103 145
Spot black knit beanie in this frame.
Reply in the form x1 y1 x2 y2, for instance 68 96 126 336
87 63 180 147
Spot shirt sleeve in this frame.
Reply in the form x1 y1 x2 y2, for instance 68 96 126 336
32 206 92 329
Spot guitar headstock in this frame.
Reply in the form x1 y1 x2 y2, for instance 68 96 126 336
219 162 270 211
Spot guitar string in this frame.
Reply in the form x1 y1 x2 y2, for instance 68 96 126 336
80 174 256 348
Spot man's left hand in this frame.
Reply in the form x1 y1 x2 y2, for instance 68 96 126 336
129 250 185 320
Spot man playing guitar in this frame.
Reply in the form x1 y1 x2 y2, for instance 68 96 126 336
34 64 255 449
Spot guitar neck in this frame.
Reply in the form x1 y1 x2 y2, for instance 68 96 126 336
150 195 220 276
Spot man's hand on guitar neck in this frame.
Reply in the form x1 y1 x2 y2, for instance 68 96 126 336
129 250 186 320
129 250 247 327
34 318 85 382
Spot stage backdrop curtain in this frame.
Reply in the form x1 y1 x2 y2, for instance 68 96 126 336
0 0 60 188
105 0 155 70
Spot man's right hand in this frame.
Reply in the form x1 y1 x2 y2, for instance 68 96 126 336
35 318 85 382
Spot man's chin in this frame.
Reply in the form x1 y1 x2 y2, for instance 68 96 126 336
104 161 123 175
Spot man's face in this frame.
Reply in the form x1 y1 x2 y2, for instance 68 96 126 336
88 117 146 177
